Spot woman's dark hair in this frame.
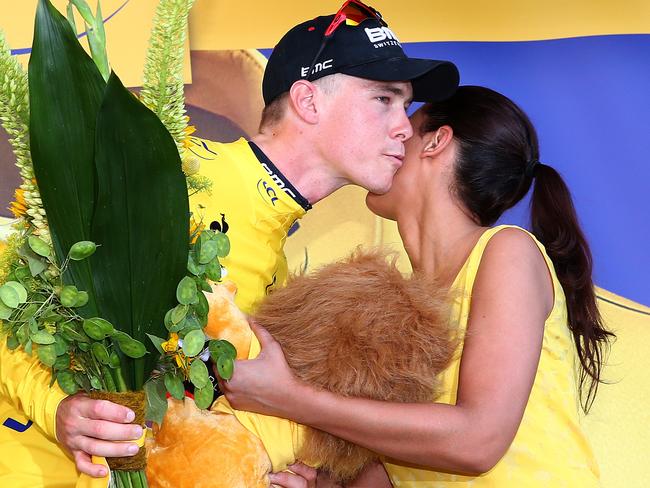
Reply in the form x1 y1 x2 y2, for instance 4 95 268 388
421 85 614 412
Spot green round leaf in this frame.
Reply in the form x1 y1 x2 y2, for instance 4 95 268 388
0 300 13 319
164 373 185 400
20 304 40 322
0 285 20 309
204 259 222 282
114 334 147 359
73 291 89 308
56 370 79 395
14 266 31 283
216 355 234 381
69 241 97 261
198 240 219 264
109 351 121 368
179 313 201 335
59 285 79 308
171 304 188 325
15 324 28 345
31 330 55 345
196 291 209 318
82 318 114 341
164 308 174 329
74 373 91 391
213 232 230 258
189 359 210 389
53 335 69 356
6 335 19 350
89 376 102 390
54 353 70 371
60 322 88 343
78 342 90 352
91 342 110 364
197 278 213 293
187 252 205 276
4 281 27 304
37 344 57 367
28 235 51 257
194 384 214 409
83 318 109 340
176 276 198 305
209 339 237 361
181 329 205 357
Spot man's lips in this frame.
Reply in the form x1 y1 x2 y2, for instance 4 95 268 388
385 154 404 167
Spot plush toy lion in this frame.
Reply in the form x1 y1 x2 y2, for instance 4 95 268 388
147 250 457 487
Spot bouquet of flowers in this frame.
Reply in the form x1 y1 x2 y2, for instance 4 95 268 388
0 1 237 486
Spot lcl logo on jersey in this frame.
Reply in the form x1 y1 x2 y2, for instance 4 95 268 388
364 26 400 48
257 179 279 206
257 163 299 208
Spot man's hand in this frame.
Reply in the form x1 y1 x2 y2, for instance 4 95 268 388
56 393 143 477
269 463 320 488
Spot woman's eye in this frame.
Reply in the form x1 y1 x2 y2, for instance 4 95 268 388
377 96 390 104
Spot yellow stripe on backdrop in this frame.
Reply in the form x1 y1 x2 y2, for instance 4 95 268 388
0 0 191 87
189 0 650 49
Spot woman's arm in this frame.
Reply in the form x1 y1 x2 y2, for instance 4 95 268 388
223 229 553 474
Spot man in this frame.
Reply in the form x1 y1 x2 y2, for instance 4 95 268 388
0 1 459 485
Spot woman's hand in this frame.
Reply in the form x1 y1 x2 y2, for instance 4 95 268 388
218 321 309 417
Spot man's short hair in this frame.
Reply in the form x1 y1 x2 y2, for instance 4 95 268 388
259 76 341 131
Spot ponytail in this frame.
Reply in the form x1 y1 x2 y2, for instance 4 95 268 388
531 164 614 412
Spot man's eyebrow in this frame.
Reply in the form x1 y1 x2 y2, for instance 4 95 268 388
365 82 413 103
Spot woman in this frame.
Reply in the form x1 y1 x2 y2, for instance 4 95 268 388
223 86 613 487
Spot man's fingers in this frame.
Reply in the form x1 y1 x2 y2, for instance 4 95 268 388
81 398 135 423
269 471 308 488
74 435 142 458
74 418 143 443
73 450 108 478
287 463 317 482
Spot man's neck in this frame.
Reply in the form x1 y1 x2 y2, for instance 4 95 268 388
251 133 345 205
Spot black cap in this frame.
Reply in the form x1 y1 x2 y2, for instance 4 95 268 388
262 14 460 105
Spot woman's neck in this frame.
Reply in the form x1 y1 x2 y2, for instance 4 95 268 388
397 193 485 287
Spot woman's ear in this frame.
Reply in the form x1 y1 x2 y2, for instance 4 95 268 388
288 80 319 124
422 125 453 157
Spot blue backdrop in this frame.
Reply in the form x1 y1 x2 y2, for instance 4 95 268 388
264 34 650 306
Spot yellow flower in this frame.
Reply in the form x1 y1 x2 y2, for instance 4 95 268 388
9 188 27 218
189 217 205 244
69 351 85 372
161 332 179 352
182 124 196 149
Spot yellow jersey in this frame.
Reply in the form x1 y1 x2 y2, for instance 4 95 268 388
0 137 308 487
384 225 601 487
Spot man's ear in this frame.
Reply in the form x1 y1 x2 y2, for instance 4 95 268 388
288 80 319 124
422 126 453 157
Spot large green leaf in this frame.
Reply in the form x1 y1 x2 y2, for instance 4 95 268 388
91 72 189 390
28 0 104 316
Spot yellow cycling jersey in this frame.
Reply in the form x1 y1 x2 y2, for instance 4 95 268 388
187 137 310 313
0 137 309 487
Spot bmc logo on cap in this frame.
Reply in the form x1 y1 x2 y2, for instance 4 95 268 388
301 58 334 77
365 26 400 44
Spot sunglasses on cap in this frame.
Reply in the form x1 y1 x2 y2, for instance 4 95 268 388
303 0 387 82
